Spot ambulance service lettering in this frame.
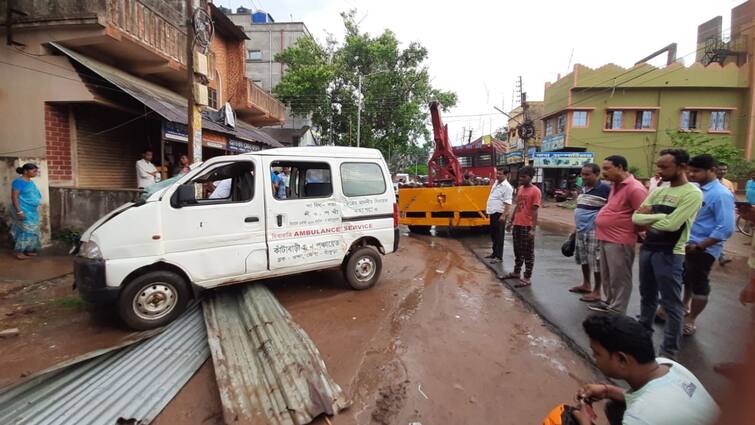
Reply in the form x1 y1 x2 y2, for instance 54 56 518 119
270 223 373 241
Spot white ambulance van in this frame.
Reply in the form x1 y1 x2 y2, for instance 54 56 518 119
74 147 399 330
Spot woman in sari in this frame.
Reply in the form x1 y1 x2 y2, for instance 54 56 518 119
11 163 42 260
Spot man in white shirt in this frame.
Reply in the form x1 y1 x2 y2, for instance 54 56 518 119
136 149 158 189
571 314 719 425
209 178 232 199
485 168 513 263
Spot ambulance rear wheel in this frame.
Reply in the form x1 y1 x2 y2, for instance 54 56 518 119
408 225 431 234
344 247 382 290
118 271 190 330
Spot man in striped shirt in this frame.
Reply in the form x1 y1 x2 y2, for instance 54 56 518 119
570 163 611 302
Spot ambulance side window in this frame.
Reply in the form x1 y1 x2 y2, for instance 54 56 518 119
271 161 332 200
341 162 386 197
187 162 255 204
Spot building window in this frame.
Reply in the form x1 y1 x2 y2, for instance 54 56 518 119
606 111 623 129
680 110 699 130
635 111 654 129
207 53 216 81
458 156 473 168
545 119 554 136
247 49 262 61
556 114 566 134
710 111 729 131
208 87 218 109
572 111 588 128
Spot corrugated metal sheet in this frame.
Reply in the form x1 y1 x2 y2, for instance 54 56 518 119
0 304 208 425
203 285 350 425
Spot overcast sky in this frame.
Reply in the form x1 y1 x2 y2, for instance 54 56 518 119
215 0 741 145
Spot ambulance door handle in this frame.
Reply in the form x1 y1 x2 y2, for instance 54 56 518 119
276 214 283 227
244 216 259 223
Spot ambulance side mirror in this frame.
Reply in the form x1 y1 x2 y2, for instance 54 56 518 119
173 184 197 208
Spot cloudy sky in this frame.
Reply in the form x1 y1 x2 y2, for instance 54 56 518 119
215 0 740 145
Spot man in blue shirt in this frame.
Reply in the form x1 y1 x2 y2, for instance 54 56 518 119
570 164 611 303
682 154 735 336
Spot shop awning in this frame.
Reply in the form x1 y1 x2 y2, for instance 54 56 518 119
50 42 282 148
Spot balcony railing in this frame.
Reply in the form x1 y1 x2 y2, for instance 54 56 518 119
107 0 186 65
248 80 286 124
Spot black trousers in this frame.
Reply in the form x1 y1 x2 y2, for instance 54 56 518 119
489 213 505 259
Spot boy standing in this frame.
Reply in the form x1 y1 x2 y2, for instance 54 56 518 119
505 166 541 287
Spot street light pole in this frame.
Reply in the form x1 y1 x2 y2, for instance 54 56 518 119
357 74 363 148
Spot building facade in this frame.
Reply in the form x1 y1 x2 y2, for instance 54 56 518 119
0 0 285 240
225 7 316 142
540 2 754 179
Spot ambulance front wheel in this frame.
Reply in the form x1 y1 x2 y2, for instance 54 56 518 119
118 270 190 330
344 246 382 290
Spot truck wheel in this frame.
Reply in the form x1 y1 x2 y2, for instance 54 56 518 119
408 225 431 234
343 247 383 290
117 271 189 330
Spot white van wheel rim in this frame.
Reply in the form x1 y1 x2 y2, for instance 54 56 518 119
133 283 177 320
354 256 376 282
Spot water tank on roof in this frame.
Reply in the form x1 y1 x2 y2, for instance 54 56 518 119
236 6 250 14
252 10 274 23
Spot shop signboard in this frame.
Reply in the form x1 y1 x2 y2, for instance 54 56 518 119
541 134 565 151
505 150 523 164
527 147 537 157
204 140 226 150
164 121 189 142
228 139 262 153
532 152 594 168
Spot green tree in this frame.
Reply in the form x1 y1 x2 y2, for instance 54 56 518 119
668 130 753 179
273 10 457 163
493 126 509 142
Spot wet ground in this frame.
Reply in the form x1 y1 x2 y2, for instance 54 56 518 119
462 222 751 399
0 233 602 424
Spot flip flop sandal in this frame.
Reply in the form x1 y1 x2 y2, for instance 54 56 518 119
569 286 591 294
579 295 602 303
683 323 697 336
514 278 532 288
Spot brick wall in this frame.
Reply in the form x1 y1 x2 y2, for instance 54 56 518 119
208 34 247 106
45 104 72 183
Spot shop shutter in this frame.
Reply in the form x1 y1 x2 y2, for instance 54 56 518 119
75 106 146 189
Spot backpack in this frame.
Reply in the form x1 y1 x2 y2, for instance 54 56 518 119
542 404 581 425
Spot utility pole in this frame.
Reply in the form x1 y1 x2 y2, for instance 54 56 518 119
521 91 530 165
185 0 211 164
356 74 363 148
186 0 201 163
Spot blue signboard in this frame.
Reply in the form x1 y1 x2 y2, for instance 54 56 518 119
541 134 565 151
505 150 524 164
527 147 537 157
533 152 594 168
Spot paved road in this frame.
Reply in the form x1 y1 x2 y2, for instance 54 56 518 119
0 234 601 425
458 223 751 397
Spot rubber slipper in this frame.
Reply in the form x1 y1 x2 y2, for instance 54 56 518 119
683 323 697 336
569 286 591 294
579 295 602 303
514 278 532 288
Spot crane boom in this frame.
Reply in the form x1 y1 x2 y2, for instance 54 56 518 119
427 101 463 186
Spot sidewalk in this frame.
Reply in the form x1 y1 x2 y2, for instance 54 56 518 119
0 251 73 287
463 204 752 398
